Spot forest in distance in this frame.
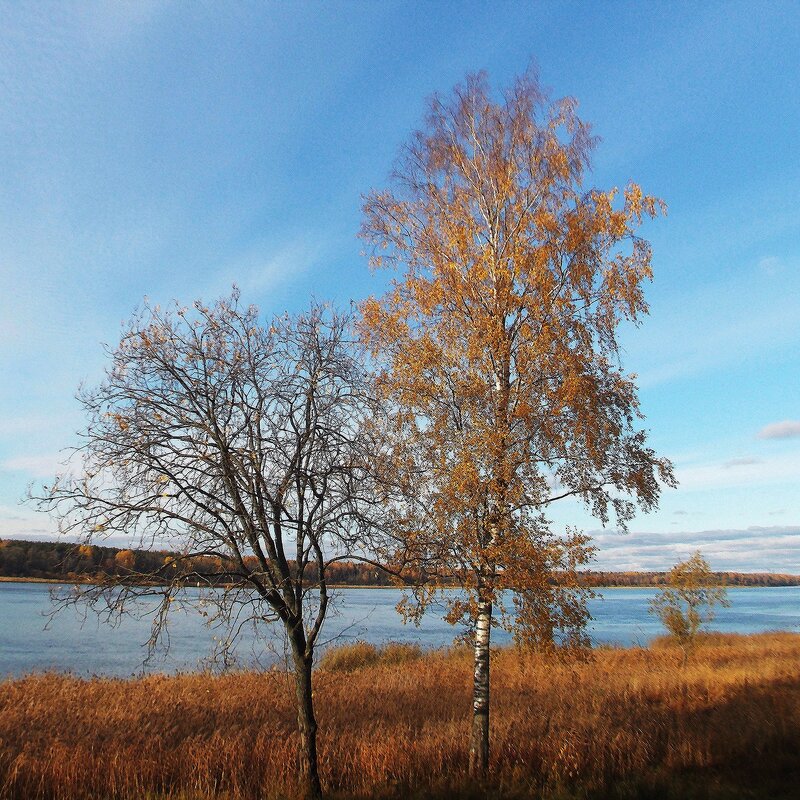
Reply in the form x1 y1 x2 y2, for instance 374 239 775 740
2 537 798 588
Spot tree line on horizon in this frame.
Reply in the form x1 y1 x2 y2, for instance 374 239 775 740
3 538 798 588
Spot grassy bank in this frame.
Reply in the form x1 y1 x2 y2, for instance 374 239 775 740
1 633 799 799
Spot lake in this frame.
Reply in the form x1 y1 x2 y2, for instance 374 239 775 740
1 581 798 678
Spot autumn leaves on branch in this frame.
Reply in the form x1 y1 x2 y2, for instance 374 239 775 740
359 71 674 774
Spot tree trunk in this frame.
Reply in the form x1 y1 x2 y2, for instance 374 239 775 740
468 590 492 778
291 638 323 800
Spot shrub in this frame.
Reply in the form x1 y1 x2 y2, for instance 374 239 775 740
379 642 424 665
319 641 425 672
650 551 729 663
318 641 381 672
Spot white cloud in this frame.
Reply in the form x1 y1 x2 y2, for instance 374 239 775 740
590 525 800 572
759 420 800 440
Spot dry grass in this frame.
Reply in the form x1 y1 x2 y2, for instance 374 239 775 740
318 641 424 672
2 632 800 799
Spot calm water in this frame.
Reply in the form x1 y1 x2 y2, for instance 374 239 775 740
1 581 798 678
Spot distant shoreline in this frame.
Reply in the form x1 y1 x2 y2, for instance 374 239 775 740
5 538 800 589
3 576 800 590
0 576 402 589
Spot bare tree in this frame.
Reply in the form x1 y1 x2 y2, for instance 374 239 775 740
35 291 377 800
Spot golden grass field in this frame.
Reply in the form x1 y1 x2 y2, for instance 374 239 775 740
1 633 799 799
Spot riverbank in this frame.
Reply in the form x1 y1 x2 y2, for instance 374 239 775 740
0 576 401 588
2 632 799 799
3 574 799 590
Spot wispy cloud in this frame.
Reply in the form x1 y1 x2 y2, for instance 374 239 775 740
724 456 762 468
0 413 73 440
758 256 782 275
0 503 55 539
624 249 800 390
0 452 72 479
676 451 800 492
201 240 324 306
759 420 800 440
0 504 27 522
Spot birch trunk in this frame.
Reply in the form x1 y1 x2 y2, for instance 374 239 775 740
468 590 492 778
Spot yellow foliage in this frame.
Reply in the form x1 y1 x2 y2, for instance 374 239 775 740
359 70 673 643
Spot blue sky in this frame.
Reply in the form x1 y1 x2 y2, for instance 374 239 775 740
1 1 798 571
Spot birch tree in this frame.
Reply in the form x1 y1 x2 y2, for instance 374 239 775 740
650 551 729 663
359 71 675 778
36 293 376 800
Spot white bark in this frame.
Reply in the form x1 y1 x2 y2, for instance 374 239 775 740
469 592 492 777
